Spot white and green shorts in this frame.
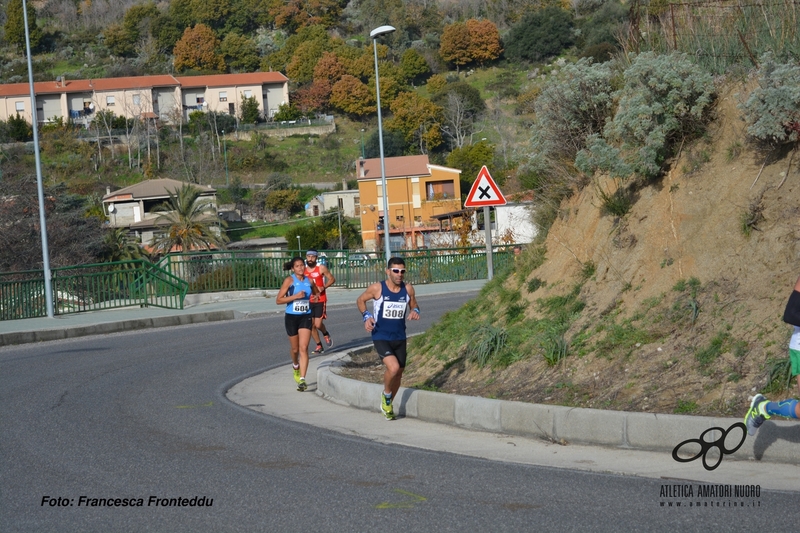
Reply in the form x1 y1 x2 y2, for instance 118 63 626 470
789 326 800 377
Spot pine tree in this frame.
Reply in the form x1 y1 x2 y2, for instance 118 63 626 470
4 0 43 50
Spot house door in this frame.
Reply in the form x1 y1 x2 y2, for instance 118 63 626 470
228 103 235 115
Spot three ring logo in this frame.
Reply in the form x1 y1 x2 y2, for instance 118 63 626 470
671 422 746 471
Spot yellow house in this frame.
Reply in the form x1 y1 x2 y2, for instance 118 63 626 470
356 155 462 251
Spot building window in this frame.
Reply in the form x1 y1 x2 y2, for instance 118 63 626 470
132 94 141 106
106 96 115 106
426 180 455 201
243 90 252 98
196 96 204 104
354 196 360 212
395 209 404 222
15 101 24 112
219 91 227 102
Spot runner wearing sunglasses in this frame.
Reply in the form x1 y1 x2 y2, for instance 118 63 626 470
356 257 420 420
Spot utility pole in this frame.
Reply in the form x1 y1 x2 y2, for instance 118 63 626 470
337 197 344 251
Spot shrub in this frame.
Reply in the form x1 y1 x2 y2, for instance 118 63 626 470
739 54 800 145
576 52 715 180
505 7 576 63
532 57 615 162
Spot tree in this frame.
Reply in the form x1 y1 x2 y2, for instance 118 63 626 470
221 32 260 72
292 209 362 250
264 188 301 216
286 39 326 84
446 141 496 187
269 0 345 33
240 94 261 124
505 6 575 63
173 24 226 72
364 129 406 158
292 81 332 114
386 92 444 154
329 75 375 117
399 48 430 84
151 184 228 256
100 228 145 264
0 179 105 272
439 22 472 71
4 0 42 50
466 19 502 66
6 114 31 142
433 82 486 149
313 51 347 85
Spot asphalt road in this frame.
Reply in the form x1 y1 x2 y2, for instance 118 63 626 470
1 292 796 532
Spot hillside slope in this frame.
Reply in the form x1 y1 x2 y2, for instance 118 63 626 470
354 79 800 418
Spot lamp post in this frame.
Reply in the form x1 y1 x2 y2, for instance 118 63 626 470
296 235 301 255
222 130 229 187
370 24 396 265
23 0 53 317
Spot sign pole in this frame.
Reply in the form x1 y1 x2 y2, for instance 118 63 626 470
464 166 506 282
483 206 493 280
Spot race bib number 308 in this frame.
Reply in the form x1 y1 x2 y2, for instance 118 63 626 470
382 301 407 319
293 300 310 313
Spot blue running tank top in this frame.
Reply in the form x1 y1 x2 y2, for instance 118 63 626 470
285 273 312 315
371 281 410 341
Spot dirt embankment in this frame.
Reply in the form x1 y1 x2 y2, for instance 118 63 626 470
342 80 800 417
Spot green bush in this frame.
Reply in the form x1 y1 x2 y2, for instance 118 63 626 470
504 7 576 63
532 57 615 162
576 52 715 180
739 54 800 145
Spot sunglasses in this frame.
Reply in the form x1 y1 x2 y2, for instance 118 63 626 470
390 268 406 274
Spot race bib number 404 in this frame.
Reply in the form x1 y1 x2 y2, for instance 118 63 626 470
293 300 310 313
382 301 407 319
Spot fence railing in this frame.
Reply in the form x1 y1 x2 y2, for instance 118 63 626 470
0 260 188 321
1 246 514 320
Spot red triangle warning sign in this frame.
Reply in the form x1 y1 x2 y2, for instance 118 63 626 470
464 166 506 207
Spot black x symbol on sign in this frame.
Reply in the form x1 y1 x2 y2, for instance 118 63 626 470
478 185 492 199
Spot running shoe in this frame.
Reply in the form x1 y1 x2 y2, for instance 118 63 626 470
297 378 307 392
380 393 395 420
312 344 324 354
744 394 770 436
293 367 301 384
324 333 333 348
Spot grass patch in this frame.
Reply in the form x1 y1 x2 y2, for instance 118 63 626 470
465 325 508 368
674 399 699 414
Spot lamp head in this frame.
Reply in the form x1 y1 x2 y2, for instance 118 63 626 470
370 25 396 39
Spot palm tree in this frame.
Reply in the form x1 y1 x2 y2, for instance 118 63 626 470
101 227 145 265
150 184 228 257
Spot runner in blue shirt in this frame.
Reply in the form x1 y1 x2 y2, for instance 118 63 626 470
276 257 318 391
356 257 420 419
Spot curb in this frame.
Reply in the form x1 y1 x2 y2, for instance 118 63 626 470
0 311 238 347
317 351 800 466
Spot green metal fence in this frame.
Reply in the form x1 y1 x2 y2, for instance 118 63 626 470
1 246 513 320
0 260 188 320
156 246 515 292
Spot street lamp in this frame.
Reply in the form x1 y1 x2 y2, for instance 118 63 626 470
296 235 301 254
23 0 53 317
222 130 229 187
371 24 396 265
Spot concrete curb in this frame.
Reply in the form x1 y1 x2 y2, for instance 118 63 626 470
0 311 238 347
317 351 800 465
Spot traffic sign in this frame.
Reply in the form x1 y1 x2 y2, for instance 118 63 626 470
464 166 506 207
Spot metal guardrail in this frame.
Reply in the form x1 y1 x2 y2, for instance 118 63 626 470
0 260 188 320
1 246 513 320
